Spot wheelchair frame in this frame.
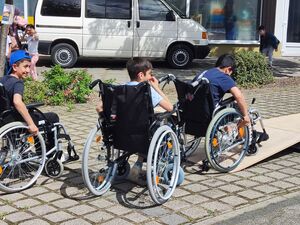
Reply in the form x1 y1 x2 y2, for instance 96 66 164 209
159 74 269 172
82 80 182 205
0 104 79 193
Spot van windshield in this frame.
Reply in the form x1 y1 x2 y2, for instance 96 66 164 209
163 0 187 18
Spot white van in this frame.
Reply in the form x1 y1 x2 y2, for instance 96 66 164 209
35 0 210 68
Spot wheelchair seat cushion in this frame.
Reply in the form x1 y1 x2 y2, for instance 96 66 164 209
112 82 154 154
174 79 215 137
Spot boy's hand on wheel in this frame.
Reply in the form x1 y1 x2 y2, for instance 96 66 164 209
238 115 250 128
28 124 39 136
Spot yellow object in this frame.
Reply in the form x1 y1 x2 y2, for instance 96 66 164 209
167 141 173 149
27 136 34 144
96 135 102 143
156 175 160 184
0 166 2 175
239 127 245 138
212 137 219 147
97 175 104 183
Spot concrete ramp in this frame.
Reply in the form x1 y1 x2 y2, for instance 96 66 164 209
232 113 300 172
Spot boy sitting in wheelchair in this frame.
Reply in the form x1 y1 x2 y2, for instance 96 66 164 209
0 50 78 192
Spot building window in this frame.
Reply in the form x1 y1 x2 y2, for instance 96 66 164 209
41 0 81 17
190 0 261 42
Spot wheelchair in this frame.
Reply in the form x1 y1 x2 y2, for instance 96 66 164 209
0 83 79 193
159 74 269 172
82 80 182 205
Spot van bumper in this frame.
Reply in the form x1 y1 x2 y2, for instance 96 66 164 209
194 45 210 59
38 41 52 55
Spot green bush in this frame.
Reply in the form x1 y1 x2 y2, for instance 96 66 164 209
233 50 274 88
24 65 92 106
23 78 49 104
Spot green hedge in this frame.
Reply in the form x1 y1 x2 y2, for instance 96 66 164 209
233 50 274 88
24 65 92 105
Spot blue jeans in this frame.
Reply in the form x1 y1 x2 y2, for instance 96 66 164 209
262 46 275 66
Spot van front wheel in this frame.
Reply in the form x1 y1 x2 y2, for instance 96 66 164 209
167 44 193 69
51 43 77 68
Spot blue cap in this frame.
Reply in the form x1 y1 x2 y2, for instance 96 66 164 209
9 50 31 66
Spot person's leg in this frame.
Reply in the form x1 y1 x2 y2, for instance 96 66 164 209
30 54 39 80
267 46 274 67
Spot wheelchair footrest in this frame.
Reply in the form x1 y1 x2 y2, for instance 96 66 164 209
257 131 269 144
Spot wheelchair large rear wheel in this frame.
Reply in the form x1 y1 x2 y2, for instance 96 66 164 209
82 126 117 196
0 122 46 193
205 108 249 172
147 125 181 205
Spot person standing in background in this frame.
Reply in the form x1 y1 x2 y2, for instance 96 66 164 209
258 25 280 67
24 24 39 80
224 0 237 40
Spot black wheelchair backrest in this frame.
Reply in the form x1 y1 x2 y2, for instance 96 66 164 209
0 82 11 113
98 81 116 121
174 78 215 137
112 82 154 155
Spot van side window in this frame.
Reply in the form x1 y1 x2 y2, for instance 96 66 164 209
41 0 81 17
86 0 131 19
139 0 170 21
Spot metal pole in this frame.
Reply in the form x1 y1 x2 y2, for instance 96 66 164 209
0 0 14 78
186 0 190 18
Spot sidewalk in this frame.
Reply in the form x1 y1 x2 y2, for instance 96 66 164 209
1 83 300 225
1 58 299 225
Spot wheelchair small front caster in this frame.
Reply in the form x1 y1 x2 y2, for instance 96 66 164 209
115 161 130 180
247 144 259 156
201 160 210 172
45 158 64 178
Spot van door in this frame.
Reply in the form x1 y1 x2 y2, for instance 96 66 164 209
83 0 134 57
134 0 178 58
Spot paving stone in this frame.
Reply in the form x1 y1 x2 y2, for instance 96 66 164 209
181 206 209 219
266 171 290 180
254 185 280 194
0 205 17 214
164 199 191 211
238 190 265 200
36 192 62 202
250 175 276 183
284 177 300 185
261 164 284 170
61 218 92 225
220 196 248 207
183 183 209 193
124 212 149 223
202 179 226 188
270 180 295 189
101 218 132 225
5 212 33 223
52 198 79 208
14 199 41 208
23 187 49 196
143 207 171 217
143 221 163 225
68 204 97 216
201 189 227 199
159 213 189 225
44 181 64 190
0 221 7 225
280 168 300 175
246 167 271 174
185 174 208 182
0 193 26 202
183 195 209 204
106 205 133 216
172 188 191 197
201 201 232 213
29 204 57 216
218 184 244 193
216 174 241 182
274 160 297 167
234 180 260 188
84 211 114 223
235 171 256 178
44 211 74 223
19 219 50 225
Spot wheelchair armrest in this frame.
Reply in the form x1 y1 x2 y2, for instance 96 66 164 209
26 102 44 109
219 96 235 106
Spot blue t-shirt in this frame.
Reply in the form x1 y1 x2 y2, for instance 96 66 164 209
0 75 24 107
200 68 236 106
126 81 162 108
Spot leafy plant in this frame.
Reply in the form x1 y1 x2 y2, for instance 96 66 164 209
24 65 92 106
233 50 274 88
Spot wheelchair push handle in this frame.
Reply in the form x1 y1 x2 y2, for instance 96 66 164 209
158 74 176 84
89 79 102 90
